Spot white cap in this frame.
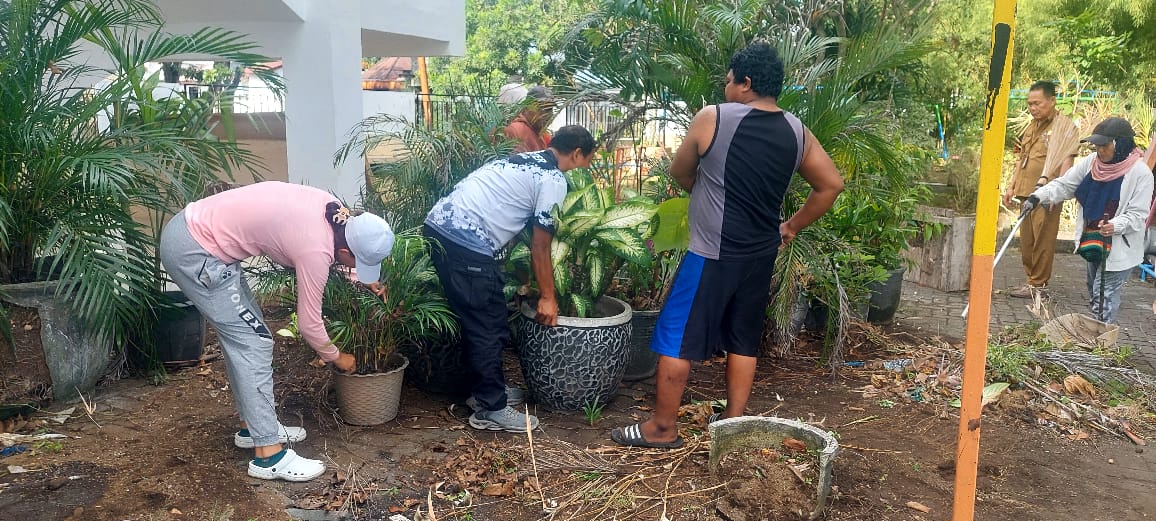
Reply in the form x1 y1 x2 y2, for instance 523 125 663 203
497 83 528 105
344 213 394 284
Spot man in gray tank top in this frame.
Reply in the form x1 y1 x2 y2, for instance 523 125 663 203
611 42 844 449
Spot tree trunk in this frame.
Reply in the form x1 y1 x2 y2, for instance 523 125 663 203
160 62 181 83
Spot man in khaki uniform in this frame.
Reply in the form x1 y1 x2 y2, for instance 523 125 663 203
1002 81 1079 298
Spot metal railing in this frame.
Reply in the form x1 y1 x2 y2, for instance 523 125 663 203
415 93 496 128
564 100 643 139
182 84 284 113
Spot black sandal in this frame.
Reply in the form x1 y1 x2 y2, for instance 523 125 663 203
610 423 684 449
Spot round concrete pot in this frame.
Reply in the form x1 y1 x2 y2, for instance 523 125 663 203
709 416 840 520
0 280 112 402
514 296 632 411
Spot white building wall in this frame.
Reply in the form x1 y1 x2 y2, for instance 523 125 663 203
139 0 465 202
360 0 465 56
363 91 416 122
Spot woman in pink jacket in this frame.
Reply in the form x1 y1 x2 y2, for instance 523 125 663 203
159 181 394 482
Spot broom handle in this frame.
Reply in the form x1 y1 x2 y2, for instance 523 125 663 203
992 211 1028 270
961 212 1029 318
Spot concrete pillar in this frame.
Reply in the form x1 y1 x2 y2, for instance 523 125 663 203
281 0 366 204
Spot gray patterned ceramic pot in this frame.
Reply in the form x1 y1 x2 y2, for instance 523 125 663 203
514 296 632 411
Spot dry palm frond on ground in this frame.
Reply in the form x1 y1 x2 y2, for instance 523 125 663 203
847 321 1156 442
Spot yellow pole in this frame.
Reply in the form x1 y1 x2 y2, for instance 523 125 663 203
953 1 1017 520
417 57 433 129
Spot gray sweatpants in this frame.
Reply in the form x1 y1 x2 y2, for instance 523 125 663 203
159 212 281 447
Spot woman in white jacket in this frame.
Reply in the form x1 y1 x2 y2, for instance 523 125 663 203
1022 117 1154 323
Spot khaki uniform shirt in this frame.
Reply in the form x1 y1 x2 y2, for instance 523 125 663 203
1011 113 1078 198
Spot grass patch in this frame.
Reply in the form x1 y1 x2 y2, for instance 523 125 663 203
986 322 1052 383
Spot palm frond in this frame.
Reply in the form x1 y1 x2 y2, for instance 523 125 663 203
44 210 159 346
321 232 458 371
337 97 516 230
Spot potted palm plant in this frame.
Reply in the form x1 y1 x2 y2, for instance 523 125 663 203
506 170 656 411
0 0 280 399
322 233 458 425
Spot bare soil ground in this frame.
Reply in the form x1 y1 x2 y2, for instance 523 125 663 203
3 305 1156 521
0 306 53 407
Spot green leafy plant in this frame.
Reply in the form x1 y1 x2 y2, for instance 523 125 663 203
826 167 931 272
985 322 1049 383
33 439 63 453
322 233 458 373
607 160 690 312
274 312 301 340
612 248 683 312
1093 344 1135 366
575 471 603 481
505 170 657 317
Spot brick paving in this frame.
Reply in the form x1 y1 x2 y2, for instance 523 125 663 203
895 246 1156 374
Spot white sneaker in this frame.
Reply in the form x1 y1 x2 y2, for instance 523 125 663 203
465 386 526 412
233 424 307 448
246 449 325 482
468 406 539 432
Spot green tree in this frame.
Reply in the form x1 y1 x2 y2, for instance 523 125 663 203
1016 0 1156 95
427 0 584 92
919 0 991 145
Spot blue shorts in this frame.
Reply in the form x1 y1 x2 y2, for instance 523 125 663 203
650 251 777 361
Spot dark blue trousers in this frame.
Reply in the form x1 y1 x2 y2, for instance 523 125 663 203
423 225 509 411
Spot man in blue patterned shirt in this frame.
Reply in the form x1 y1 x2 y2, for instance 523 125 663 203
424 125 596 432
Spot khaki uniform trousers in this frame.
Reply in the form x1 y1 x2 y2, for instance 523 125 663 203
1020 201 1063 286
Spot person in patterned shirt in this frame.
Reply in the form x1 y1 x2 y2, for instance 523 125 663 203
423 125 596 432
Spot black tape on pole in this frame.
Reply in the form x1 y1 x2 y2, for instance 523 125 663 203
984 23 1012 130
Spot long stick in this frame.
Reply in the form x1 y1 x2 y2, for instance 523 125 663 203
524 406 548 513
960 210 1027 318
1098 258 1107 322
417 57 432 130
